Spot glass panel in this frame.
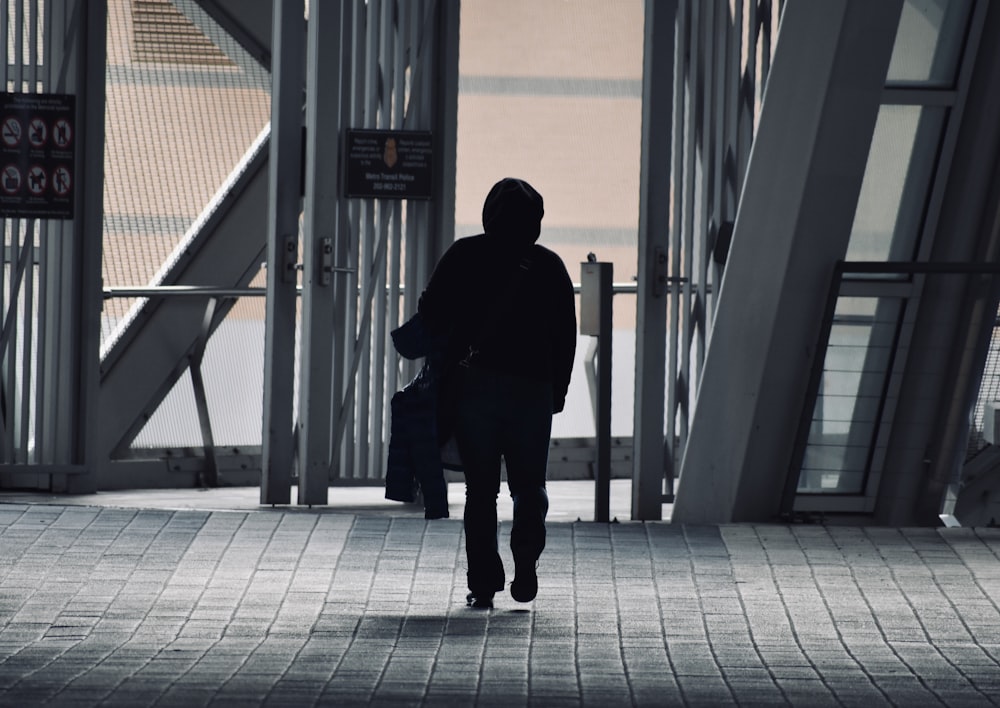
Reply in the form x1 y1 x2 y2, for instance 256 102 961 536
886 0 972 87
797 297 902 494
846 105 945 263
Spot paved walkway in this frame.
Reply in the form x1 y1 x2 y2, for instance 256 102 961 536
0 486 999 706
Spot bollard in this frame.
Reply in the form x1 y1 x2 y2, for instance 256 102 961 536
580 258 613 522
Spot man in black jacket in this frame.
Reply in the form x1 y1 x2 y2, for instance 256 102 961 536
418 177 577 608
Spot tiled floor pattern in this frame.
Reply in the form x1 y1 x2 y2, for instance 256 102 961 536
0 502 998 706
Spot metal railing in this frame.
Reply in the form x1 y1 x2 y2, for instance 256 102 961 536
101 279 641 487
785 261 1000 514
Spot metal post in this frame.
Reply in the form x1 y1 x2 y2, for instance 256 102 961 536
261 0 304 505
298 0 349 505
581 260 613 522
72 0 106 492
431 0 461 262
633 0 677 520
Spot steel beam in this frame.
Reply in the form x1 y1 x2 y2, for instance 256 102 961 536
882 0 1000 525
97 131 271 473
71 0 107 491
297 0 350 505
632 0 677 521
260 0 304 504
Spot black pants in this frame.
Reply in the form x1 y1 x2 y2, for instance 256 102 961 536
453 366 552 595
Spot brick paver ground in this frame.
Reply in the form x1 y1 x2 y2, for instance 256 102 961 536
1 504 998 707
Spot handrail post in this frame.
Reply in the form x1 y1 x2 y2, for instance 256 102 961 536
581 258 614 522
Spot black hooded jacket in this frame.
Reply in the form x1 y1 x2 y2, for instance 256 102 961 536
417 178 577 411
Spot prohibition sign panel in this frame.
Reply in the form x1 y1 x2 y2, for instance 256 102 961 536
0 92 75 218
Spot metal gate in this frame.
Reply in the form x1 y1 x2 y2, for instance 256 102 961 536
331 0 455 484
1 0 104 489
633 0 782 518
263 0 459 503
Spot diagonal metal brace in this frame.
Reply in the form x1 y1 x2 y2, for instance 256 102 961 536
189 297 219 488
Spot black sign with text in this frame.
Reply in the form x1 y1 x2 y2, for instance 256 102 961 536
0 92 75 219
345 129 433 200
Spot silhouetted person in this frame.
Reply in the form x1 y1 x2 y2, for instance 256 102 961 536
418 177 577 608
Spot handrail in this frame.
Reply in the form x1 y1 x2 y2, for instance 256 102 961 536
839 260 1000 275
103 282 645 298
103 286 268 299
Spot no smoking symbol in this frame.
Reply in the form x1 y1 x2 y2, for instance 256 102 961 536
2 117 21 147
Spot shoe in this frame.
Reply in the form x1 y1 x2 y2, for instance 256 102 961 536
466 557 505 602
466 592 494 609
510 558 538 603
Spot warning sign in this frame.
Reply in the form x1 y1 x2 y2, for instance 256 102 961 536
53 165 71 196
27 165 46 195
2 165 21 194
2 117 22 147
28 118 46 147
344 129 433 200
53 118 72 148
0 92 75 219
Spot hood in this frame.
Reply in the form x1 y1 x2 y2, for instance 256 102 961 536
481 177 544 246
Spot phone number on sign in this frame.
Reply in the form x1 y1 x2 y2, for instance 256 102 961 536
373 182 408 192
